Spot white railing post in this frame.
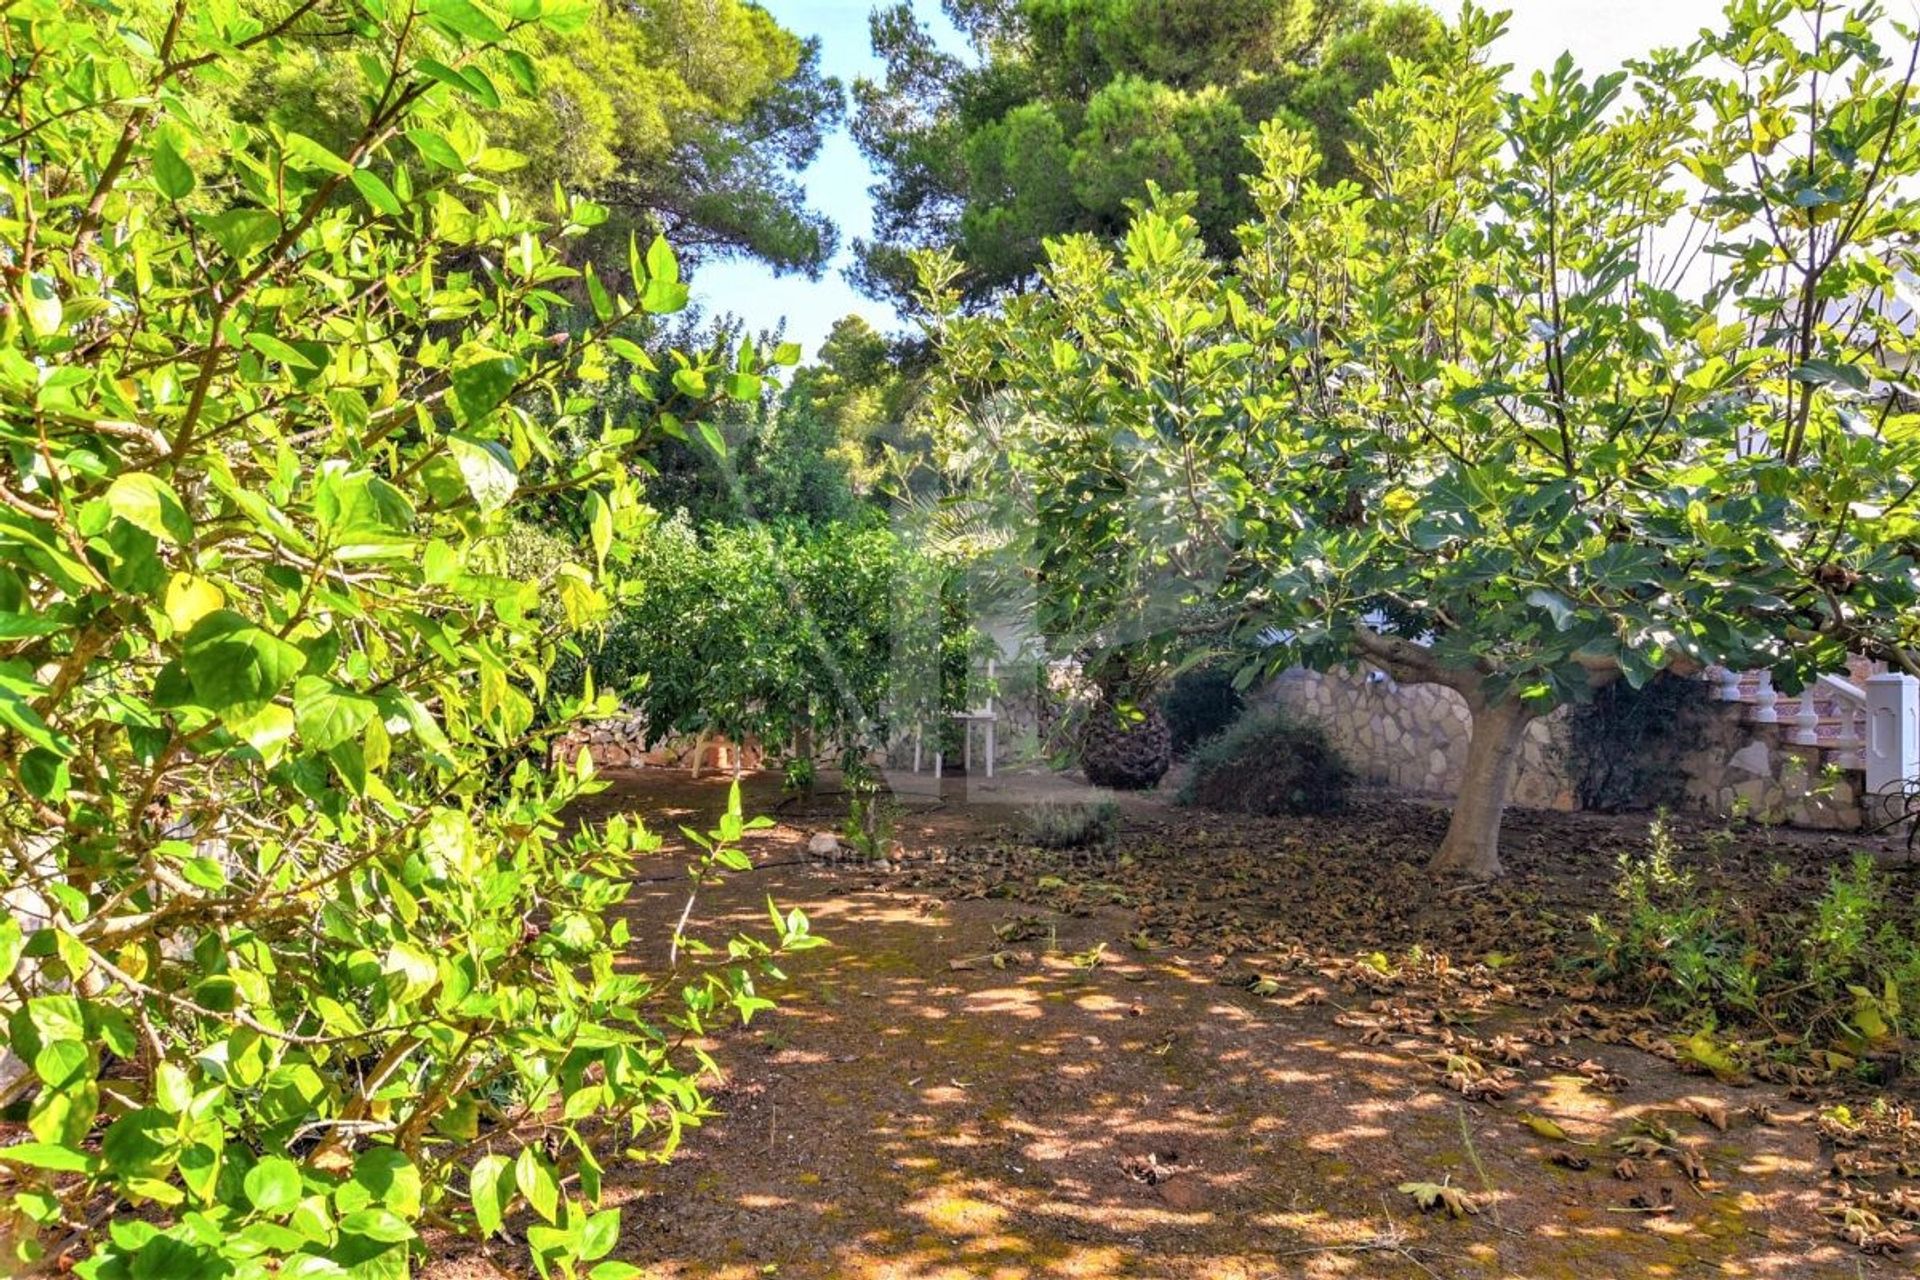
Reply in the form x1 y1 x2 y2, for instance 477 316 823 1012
1713 665 1743 702
1864 673 1919 797
1751 670 1779 723
1790 689 1821 746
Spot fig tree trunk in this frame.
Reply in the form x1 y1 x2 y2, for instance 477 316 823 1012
1429 695 1535 880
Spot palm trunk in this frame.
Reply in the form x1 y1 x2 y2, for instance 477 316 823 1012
1429 696 1534 880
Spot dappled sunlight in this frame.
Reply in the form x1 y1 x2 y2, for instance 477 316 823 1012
483 773 1887 1280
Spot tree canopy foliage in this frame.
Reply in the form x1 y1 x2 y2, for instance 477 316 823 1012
0 1 819 1274
926 0 1920 877
580 517 982 767
852 0 1441 306
164 0 845 278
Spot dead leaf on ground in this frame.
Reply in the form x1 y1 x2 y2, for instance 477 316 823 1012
1119 1151 1195 1186
1619 1186 1678 1215
1398 1179 1482 1219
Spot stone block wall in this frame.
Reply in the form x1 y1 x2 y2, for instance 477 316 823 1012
551 716 765 773
1673 722 1863 830
1264 666 1866 829
1262 668 1579 810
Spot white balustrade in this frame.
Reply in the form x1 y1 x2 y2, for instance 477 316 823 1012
1750 670 1779 723
1789 688 1821 746
1865 673 1919 798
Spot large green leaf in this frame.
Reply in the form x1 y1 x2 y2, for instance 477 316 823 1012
293 677 377 751
446 433 518 513
450 347 522 422
104 474 192 544
181 611 305 719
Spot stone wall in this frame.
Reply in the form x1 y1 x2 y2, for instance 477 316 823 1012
552 716 765 773
1262 668 1579 810
1265 666 1866 829
1673 721 1863 830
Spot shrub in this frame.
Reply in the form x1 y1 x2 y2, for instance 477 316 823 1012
1178 709 1352 816
1567 673 1716 812
1020 796 1122 849
578 517 986 762
0 7 818 1277
1588 821 1920 1062
1162 665 1246 756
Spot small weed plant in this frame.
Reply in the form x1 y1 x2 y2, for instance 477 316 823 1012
1020 796 1122 850
1589 818 1920 1067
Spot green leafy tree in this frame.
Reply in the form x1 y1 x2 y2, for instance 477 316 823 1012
0 1 818 1274
588 519 979 767
152 0 846 278
852 0 1442 306
926 1 1920 877
779 316 932 498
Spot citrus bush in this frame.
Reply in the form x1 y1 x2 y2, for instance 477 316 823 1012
582 516 987 767
0 2 815 1275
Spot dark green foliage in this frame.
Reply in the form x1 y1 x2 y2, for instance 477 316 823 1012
853 0 1443 305
579 519 984 761
1567 673 1717 812
1163 664 1247 756
1178 709 1351 816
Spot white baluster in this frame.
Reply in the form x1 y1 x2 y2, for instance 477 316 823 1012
1751 671 1778 723
1714 665 1743 702
1790 689 1820 746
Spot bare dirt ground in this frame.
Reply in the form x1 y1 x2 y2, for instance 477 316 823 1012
430 769 1920 1279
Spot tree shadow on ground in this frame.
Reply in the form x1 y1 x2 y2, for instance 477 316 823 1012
430 771 1880 1279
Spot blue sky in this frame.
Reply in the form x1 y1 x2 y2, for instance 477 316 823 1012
688 1 968 359
694 0 1725 361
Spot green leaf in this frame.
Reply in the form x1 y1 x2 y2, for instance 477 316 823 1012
424 0 507 42
586 491 612 565
338 1207 416 1244
350 168 404 217
1526 588 1576 631
450 347 522 422
0 916 23 986
585 263 614 322
446 433 518 514
589 1265 645 1280
245 1156 304 1216
577 1208 619 1261
294 676 378 751
200 208 282 261
181 611 305 719
515 1146 559 1223
351 1148 423 1218
283 131 354 176
247 332 320 371
645 235 678 286
22 275 61 337
105 473 192 544
407 128 464 170
469 1153 508 1237
1790 359 1869 391
152 133 195 199
0 1141 100 1174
